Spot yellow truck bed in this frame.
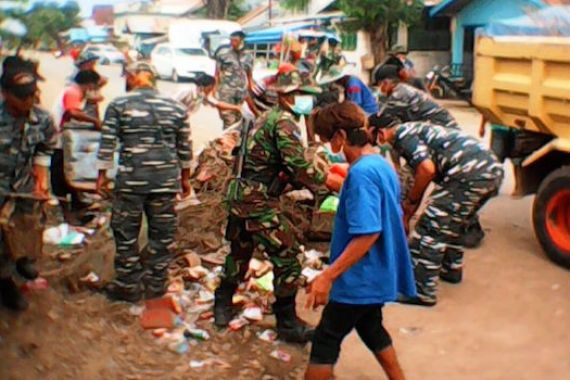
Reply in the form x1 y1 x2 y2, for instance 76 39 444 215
473 36 570 140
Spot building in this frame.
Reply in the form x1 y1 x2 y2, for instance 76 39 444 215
113 0 204 44
92 5 114 26
429 0 570 79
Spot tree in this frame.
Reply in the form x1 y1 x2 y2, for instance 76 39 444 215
339 0 423 64
202 0 233 19
22 1 81 49
283 0 424 64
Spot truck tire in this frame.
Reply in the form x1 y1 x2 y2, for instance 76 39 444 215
533 166 570 269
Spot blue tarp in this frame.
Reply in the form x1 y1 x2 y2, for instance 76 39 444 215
480 6 570 36
244 23 344 44
245 23 315 44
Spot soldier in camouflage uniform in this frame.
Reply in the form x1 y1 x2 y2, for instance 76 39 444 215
96 62 192 302
375 65 458 129
370 111 504 306
215 31 254 129
375 65 486 248
214 68 325 343
0 60 57 310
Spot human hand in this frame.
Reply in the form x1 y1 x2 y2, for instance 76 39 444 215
33 169 50 200
325 172 344 193
305 272 333 310
96 173 111 198
181 179 191 198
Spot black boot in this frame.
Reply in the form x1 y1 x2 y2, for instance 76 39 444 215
440 269 463 284
460 219 485 248
274 294 314 344
16 257 39 280
214 281 238 328
103 282 143 303
0 278 28 311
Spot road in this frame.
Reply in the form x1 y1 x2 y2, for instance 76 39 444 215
34 53 570 380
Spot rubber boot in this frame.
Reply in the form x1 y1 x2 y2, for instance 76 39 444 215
440 269 463 284
461 219 485 249
0 277 28 311
16 257 39 280
214 281 238 328
274 294 314 344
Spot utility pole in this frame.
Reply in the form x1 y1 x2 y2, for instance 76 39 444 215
268 0 272 26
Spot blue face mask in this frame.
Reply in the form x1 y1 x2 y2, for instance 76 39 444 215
291 95 314 115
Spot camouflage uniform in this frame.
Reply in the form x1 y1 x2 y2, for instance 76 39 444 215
385 83 459 129
0 102 56 278
216 47 253 129
224 107 325 297
393 122 504 303
317 48 345 77
97 88 191 299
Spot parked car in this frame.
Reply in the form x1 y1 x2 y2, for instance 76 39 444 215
84 44 125 65
151 43 216 82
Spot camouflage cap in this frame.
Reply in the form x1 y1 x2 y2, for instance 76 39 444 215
269 67 321 95
389 45 408 55
316 64 351 85
124 61 158 77
76 50 99 67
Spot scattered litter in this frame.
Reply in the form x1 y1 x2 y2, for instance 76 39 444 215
168 339 189 354
285 189 314 202
247 258 273 278
229 317 249 331
152 328 168 338
176 189 201 211
270 349 291 362
183 251 202 268
79 272 100 284
257 329 277 343
319 195 340 213
198 311 214 320
140 308 177 329
20 277 48 292
43 223 86 246
399 327 423 336
243 306 263 321
189 360 205 369
129 305 144 316
196 290 215 304
183 328 210 341
249 272 274 292
301 267 322 284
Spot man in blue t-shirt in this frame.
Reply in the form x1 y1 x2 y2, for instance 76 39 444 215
305 101 416 380
317 65 379 115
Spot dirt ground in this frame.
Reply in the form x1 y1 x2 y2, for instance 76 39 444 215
0 53 568 380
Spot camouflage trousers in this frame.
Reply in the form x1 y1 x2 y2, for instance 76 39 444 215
217 87 246 129
110 192 177 297
223 214 302 298
410 169 504 303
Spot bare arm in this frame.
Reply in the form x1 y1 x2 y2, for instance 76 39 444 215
306 233 380 309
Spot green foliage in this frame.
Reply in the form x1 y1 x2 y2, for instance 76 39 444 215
282 0 311 12
337 0 424 32
22 1 81 46
227 0 247 21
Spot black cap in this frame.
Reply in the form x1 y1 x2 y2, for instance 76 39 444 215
230 31 246 39
1 68 37 99
74 70 101 85
374 64 401 83
368 106 401 130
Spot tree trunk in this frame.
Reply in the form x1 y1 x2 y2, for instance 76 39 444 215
205 0 232 19
369 23 389 65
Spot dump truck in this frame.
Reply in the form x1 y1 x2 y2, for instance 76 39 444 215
473 35 570 269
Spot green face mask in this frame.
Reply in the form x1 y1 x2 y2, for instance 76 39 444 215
291 95 314 115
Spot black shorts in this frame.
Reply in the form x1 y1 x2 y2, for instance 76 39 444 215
309 302 392 365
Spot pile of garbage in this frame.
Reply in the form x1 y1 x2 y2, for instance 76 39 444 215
132 247 328 366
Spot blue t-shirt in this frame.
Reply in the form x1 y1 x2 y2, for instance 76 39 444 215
346 76 379 115
329 154 416 305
